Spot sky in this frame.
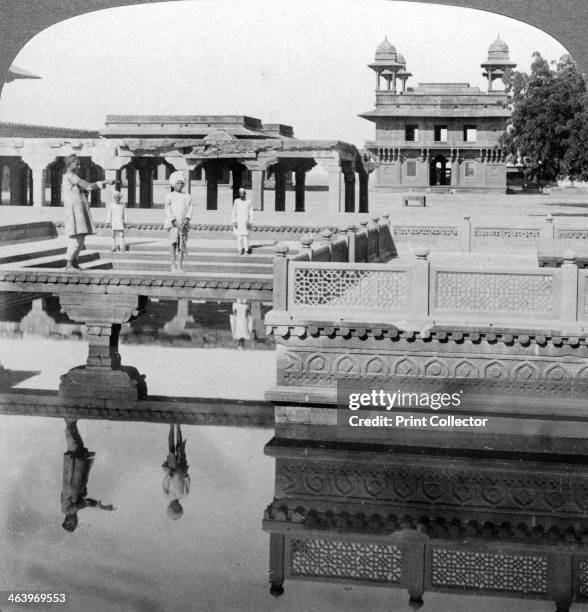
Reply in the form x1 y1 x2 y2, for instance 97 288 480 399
0 0 569 147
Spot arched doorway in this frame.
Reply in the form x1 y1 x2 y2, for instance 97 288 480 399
429 154 451 186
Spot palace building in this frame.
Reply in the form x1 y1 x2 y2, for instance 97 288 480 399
360 37 516 193
0 115 373 213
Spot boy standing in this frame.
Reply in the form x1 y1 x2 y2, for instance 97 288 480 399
106 186 127 252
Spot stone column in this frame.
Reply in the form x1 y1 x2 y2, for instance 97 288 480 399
231 166 244 202
294 169 306 212
50 164 63 206
126 165 136 208
347 224 356 263
273 244 290 310
274 165 286 212
245 159 274 212
22 158 48 207
9 161 24 205
343 165 356 213
358 171 369 213
560 249 579 323
251 169 265 211
408 248 430 322
137 164 154 208
323 159 342 214
204 165 221 210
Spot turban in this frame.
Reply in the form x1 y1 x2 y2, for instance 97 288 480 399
169 171 187 187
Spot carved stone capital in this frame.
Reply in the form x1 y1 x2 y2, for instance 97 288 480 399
58 293 145 324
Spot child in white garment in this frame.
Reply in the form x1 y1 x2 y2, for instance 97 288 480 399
164 172 193 272
231 188 253 255
106 186 126 252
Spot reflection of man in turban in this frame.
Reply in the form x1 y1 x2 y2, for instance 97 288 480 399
162 424 190 520
61 419 115 532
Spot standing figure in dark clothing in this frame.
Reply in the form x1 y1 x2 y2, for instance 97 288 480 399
61 419 115 532
162 424 190 520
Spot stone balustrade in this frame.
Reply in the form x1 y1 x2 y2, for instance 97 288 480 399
270 246 587 333
391 215 588 252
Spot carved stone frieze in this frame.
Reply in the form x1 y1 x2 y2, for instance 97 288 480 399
273 456 588 524
276 344 588 386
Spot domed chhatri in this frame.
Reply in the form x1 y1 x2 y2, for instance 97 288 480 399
375 36 397 60
487 35 511 61
369 36 407 92
481 35 517 90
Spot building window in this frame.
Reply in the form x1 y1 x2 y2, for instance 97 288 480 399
464 161 476 177
406 161 417 177
405 124 419 142
464 125 477 142
434 125 448 142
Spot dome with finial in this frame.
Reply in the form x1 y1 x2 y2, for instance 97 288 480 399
487 36 510 62
375 36 397 61
396 53 406 66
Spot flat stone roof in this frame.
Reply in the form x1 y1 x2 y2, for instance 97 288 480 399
0 122 100 139
102 115 294 139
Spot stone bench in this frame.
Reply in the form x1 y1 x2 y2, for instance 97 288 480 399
402 194 426 207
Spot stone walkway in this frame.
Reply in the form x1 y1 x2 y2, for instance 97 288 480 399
2 189 588 230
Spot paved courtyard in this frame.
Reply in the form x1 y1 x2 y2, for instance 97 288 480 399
2 187 588 230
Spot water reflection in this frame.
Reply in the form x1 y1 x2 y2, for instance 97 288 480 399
0 293 273 350
162 424 190 521
0 294 584 611
62 419 115 532
230 299 254 349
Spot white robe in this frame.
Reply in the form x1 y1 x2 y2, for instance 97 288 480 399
231 198 253 235
164 191 193 229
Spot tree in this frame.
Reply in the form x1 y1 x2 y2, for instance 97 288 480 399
502 52 588 185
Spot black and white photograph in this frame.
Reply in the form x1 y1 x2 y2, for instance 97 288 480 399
0 1 588 611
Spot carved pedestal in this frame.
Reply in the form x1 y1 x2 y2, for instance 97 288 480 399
57 293 147 402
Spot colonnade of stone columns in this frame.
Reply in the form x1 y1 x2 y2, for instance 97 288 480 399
0 158 31 205
0 149 371 213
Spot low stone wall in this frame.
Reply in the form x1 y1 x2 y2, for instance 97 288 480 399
0 221 57 244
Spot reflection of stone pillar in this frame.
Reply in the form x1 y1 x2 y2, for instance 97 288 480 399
358 171 369 213
164 299 194 334
274 166 286 212
294 170 305 212
126 166 136 208
58 294 147 401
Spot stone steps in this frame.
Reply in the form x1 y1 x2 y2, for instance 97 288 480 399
0 245 66 265
127 241 281 254
107 249 274 264
110 258 273 274
19 251 102 269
